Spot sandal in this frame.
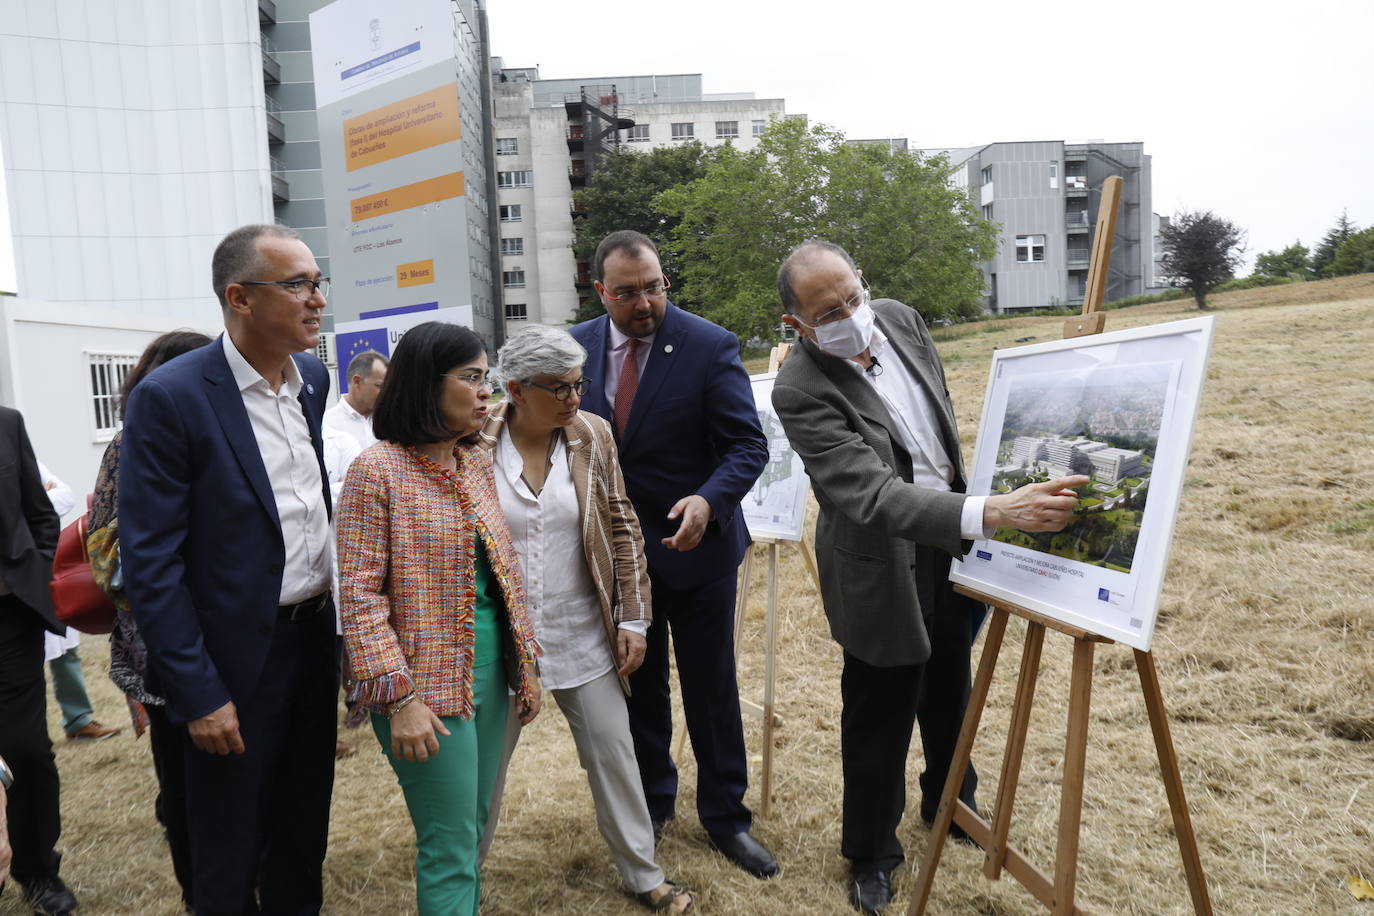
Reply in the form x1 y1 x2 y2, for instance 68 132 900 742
635 881 694 913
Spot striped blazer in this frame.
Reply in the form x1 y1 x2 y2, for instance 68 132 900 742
337 439 540 719
477 403 651 695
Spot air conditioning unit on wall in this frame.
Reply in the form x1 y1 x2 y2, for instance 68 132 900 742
314 332 337 368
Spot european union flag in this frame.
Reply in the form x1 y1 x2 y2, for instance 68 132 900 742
335 328 390 393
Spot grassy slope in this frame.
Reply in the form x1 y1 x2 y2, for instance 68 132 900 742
8 275 1372 915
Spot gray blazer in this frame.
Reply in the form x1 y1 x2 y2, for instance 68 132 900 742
772 298 978 667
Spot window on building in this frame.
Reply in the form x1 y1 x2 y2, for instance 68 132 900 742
715 120 739 139
1015 234 1047 263
87 352 138 439
500 237 524 256
1049 162 1058 190
627 124 649 142
496 137 518 155
671 122 694 141
981 165 993 185
982 204 994 221
752 119 767 137
503 269 526 289
499 204 522 222
505 303 528 320
497 170 533 188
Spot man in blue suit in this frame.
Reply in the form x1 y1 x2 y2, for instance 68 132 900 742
571 230 776 877
120 224 337 914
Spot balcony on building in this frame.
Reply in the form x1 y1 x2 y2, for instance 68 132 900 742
261 32 280 84
270 155 289 202
258 0 276 23
1066 210 1090 234
265 95 284 144
570 201 588 219
1065 173 1088 198
574 262 592 288
1064 147 1087 163
1066 246 1090 269
569 160 587 188
566 123 584 152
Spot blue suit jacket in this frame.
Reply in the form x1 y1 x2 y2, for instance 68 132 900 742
571 304 768 591
119 338 332 724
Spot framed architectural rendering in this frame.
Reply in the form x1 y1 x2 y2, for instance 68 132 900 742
742 372 811 541
950 316 1215 650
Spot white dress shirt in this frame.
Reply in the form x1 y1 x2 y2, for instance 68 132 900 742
853 329 990 541
602 320 656 408
222 334 332 605
493 427 642 690
322 396 377 451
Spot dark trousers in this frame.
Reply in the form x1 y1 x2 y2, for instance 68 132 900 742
183 605 337 915
145 703 194 910
0 597 62 886
840 546 979 873
627 570 751 837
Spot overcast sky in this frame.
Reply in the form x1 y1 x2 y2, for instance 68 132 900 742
2 0 1367 292
487 0 1373 269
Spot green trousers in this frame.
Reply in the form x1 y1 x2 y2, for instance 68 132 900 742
373 661 510 916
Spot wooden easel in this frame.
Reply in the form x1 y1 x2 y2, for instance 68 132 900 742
670 342 822 818
907 177 1213 915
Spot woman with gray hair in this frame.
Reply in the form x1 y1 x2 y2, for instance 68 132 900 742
477 324 693 913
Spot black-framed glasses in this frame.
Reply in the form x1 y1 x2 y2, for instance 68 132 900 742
604 275 671 303
442 371 493 389
238 277 331 300
526 377 592 401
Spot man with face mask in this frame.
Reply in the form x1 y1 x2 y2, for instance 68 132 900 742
772 241 1087 914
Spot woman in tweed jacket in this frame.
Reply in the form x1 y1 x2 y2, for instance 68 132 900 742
476 325 693 914
337 321 541 916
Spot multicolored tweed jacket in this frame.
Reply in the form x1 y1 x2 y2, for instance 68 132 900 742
337 439 540 719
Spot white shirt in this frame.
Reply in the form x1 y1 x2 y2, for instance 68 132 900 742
323 397 377 452
602 320 656 408
222 334 332 605
854 329 990 541
493 427 643 690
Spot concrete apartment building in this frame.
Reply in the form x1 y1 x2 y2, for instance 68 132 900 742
490 64 789 333
930 140 1154 314
1013 435 1144 486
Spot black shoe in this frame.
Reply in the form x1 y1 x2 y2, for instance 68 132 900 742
849 868 893 914
651 815 674 843
706 830 779 878
22 874 79 915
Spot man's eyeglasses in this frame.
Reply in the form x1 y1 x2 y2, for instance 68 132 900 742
525 377 592 401
798 283 870 328
604 275 671 304
238 277 331 300
443 371 493 389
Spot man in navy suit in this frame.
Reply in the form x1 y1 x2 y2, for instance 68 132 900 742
120 224 337 914
570 230 776 877
0 406 78 914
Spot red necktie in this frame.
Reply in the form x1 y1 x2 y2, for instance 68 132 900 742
614 338 640 438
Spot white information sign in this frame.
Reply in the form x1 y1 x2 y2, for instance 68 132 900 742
743 372 811 542
950 317 1215 650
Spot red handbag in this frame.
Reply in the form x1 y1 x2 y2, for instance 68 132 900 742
48 495 116 635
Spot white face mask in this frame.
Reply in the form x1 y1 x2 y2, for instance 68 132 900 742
812 300 876 359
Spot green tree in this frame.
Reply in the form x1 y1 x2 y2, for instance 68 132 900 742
655 117 996 341
1158 210 1246 309
1310 210 1358 278
1329 226 1374 276
1252 241 1311 279
568 143 714 323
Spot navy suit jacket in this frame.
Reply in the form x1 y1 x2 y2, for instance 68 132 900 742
119 337 332 724
0 406 62 632
571 303 768 591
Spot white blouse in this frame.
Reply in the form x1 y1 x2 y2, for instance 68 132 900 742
493 427 614 690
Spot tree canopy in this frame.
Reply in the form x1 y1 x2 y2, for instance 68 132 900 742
1158 210 1246 309
1310 210 1359 278
654 118 997 341
1329 226 1374 277
1252 241 1311 279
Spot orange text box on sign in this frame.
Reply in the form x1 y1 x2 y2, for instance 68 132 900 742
345 83 461 172
397 259 435 288
350 172 465 222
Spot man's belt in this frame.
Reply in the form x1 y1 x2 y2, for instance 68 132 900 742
278 591 330 622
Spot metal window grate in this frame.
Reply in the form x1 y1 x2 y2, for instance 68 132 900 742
87 352 139 439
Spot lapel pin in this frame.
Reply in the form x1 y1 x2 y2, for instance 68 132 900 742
305 383 315 395
664 344 674 354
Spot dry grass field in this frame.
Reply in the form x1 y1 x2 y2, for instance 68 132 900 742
4 276 1372 914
